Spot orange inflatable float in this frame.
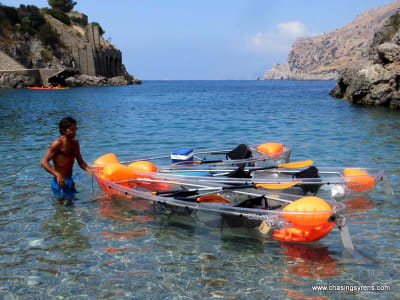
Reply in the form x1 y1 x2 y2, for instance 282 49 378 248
102 163 136 182
343 168 375 191
257 143 284 157
273 196 335 242
93 153 120 167
128 161 158 172
128 161 170 191
281 196 332 226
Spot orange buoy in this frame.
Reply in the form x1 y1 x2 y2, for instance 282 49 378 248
128 161 158 173
273 196 334 242
273 222 335 242
282 196 332 226
128 161 171 191
102 163 136 181
343 168 375 191
93 153 119 167
257 143 284 157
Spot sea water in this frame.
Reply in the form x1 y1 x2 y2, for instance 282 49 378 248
0 80 399 299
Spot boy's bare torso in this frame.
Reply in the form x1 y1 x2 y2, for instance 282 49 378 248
53 136 78 178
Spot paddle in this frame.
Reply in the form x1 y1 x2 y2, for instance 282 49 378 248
253 160 314 171
172 159 225 166
176 193 283 206
196 194 232 204
174 194 232 203
170 159 313 172
153 180 301 197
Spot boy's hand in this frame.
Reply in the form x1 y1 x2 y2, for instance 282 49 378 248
56 173 65 187
86 167 95 176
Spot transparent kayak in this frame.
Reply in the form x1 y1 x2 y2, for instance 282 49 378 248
92 151 393 198
158 165 393 198
111 142 292 169
93 170 350 246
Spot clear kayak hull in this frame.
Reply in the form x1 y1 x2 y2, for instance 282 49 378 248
93 171 347 244
114 143 292 169
156 166 393 198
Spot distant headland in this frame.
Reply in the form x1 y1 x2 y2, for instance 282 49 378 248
0 1 141 88
264 1 400 81
264 0 400 108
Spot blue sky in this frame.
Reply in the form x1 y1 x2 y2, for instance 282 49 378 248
1 0 397 79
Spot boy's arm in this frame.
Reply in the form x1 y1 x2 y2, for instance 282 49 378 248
76 141 93 174
41 140 65 187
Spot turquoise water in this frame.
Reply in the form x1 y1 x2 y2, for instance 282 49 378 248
0 80 399 299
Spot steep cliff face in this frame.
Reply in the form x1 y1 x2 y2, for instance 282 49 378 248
330 11 400 108
265 0 400 80
0 5 139 87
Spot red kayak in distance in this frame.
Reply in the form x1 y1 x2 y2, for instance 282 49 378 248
25 86 69 90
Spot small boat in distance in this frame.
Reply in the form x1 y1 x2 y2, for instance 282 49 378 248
25 85 69 90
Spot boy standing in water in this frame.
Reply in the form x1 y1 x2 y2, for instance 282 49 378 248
41 117 92 201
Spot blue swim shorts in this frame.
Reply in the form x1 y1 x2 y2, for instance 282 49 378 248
51 177 78 199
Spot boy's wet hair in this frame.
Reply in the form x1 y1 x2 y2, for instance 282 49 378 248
59 117 77 135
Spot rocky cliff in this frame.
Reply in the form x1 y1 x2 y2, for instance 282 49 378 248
0 4 140 88
264 1 400 80
330 11 400 108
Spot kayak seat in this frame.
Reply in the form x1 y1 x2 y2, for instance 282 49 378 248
293 166 323 195
226 144 252 160
226 166 252 178
222 196 281 228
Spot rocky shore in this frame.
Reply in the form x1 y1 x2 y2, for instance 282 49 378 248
0 4 140 88
330 12 400 108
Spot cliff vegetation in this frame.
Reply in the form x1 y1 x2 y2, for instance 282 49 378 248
0 1 140 87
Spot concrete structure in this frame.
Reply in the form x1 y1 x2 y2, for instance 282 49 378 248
0 50 25 71
0 68 68 86
47 13 123 78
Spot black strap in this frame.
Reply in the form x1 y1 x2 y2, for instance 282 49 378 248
294 166 323 194
226 144 253 160
226 166 252 178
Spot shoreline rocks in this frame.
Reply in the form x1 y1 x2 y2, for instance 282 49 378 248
330 12 400 108
0 73 37 88
65 74 142 87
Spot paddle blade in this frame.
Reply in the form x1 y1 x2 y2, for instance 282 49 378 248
196 194 232 204
172 160 202 166
277 160 313 169
255 181 301 190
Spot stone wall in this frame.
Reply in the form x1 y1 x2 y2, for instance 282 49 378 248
0 50 25 71
46 14 123 78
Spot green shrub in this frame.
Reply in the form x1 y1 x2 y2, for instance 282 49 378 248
389 11 400 32
18 6 46 34
0 5 19 25
44 8 71 25
378 11 400 43
70 16 87 26
1 6 19 25
91 21 105 35
39 23 60 46
48 0 76 13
